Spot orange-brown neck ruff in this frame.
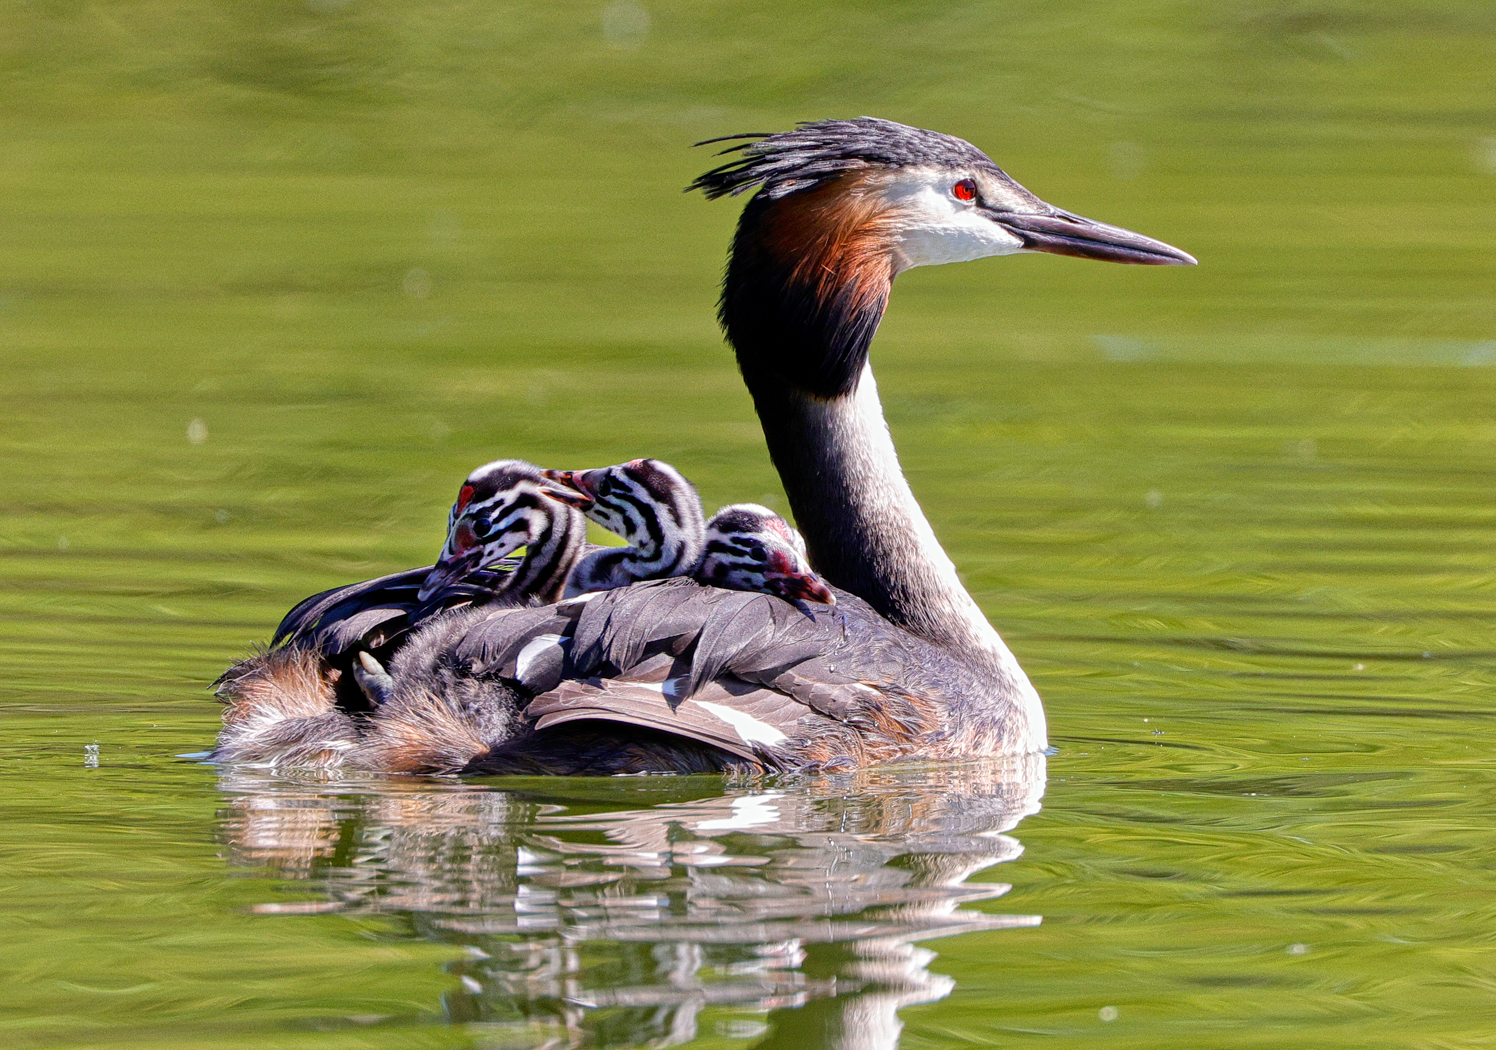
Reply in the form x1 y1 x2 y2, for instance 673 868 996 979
720 172 895 400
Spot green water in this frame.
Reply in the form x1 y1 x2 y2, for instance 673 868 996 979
3 1 1496 1046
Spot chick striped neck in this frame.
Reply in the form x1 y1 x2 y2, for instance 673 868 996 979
564 473 706 597
501 503 587 603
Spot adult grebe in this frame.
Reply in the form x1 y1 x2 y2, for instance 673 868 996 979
213 117 1194 774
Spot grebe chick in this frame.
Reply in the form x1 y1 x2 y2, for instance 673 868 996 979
348 458 590 702
419 459 590 607
210 459 585 765
541 462 832 602
261 460 587 673
539 458 705 598
697 503 835 604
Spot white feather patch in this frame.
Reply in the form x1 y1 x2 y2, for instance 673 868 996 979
514 633 564 680
556 590 604 610
695 702 788 746
879 174 1025 270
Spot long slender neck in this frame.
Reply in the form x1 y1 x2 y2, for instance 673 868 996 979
744 363 1006 661
722 190 1031 677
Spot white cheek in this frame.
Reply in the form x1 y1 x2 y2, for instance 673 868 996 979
886 186 1025 270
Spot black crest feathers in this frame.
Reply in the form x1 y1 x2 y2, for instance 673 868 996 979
688 117 1003 201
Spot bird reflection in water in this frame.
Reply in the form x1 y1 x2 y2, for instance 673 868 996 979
217 756 1045 1049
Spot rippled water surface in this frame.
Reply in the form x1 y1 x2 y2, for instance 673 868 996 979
3 2 1496 1047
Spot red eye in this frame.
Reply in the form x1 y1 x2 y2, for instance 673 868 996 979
953 179 977 202
456 484 475 512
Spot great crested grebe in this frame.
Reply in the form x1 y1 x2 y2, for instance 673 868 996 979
265 459 586 665
418 459 590 607
212 116 1193 774
209 459 586 765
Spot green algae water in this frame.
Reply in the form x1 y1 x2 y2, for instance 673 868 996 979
3 2 1496 1046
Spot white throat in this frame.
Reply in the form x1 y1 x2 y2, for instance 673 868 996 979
876 173 1025 273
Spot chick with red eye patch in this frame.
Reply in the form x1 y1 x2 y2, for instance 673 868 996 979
419 460 587 604
696 503 835 605
762 547 837 605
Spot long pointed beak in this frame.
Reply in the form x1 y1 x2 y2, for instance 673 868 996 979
418 545 483 602
985 207 1196 266
538 469 596 510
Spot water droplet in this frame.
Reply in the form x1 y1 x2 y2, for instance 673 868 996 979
1287 943 1309 955
602 0 651 48
1144 489 1163 509
403 268 432 299
57 535 69 551
1475 138 1496 176
1099 1005 1119 1022
215 509 231 525
1107 141 1145 181
187 418 208 444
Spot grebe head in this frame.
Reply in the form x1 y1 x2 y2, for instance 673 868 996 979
698 503 836 605
540 459 704 546
418 459 582 602
540 459 707 593
690 116 1196 398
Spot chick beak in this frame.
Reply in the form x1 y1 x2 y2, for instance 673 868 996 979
764 551 837 605
538 469 596 510
777 574 837 605
419 528 483 602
